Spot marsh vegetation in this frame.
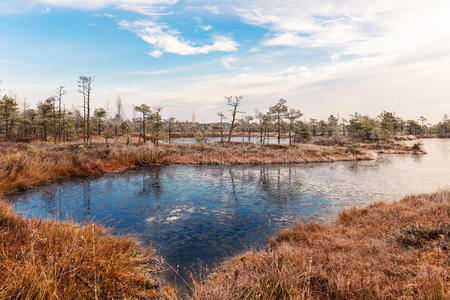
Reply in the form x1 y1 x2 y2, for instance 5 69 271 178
1 82 449 299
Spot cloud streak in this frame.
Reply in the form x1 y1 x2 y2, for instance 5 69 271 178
119 20 238 56
40 0 177 15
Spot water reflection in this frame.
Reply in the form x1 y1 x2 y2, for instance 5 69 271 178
9 139 450 284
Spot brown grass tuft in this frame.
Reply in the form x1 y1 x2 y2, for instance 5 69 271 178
191 190 449 299
0 201 177 299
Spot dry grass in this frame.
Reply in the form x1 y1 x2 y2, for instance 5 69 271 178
0 201 178 299
191 190 449 300
0 142 374 194
313 137 426 154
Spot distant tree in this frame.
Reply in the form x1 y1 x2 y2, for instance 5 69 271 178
166 117 175 144
120 121 130 145
406 119 423 135
37 98 53 141
20 98 29 138
78 76 93 144
25 108 38 138
55 86 66 143
262 113 273 144
0 95 18 141
104 119 113 145
217 111 226 144
286 108 303 146
309 118 319 136
341 118 347 136
318 120 328 136
327 115 339 137
94 108 107 136
269 98 288 144
149 106 163 146
361 116 381 140
244 115 254 142
226 96 243 142
0 95 19 140
419 116 427 127
440 114 450 134
294 121 311 142
378 111 400 138
348 113 381 140
113 95 123 136
49 96 58 144
134 104 151 144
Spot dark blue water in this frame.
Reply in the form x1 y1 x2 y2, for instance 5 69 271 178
8 139 450 285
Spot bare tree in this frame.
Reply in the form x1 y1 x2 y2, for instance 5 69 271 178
78 76 93 144
22 98 29 137
255 111 264 144
244 115 254 142
217 111 227 144
55 86 66 143
50 96 58 144
114 95 124 136
166 117 175 144
226 96 243 142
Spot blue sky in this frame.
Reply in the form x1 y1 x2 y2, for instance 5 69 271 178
1 0 450 122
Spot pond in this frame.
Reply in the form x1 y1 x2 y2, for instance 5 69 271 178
8 139 450 286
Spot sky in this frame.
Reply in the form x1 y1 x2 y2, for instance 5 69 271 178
0 0 449 123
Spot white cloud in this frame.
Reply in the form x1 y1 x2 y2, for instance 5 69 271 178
330 53 340 63
221 56 238 69
126 45 450 122
150 50 163 57
120 20 238 56
201 25 212 31
234 0 450 57
93 13 116 18
203 5 220 15
1 0 177 15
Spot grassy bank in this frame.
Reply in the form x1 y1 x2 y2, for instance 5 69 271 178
0 201 177 299
313 138 426 154
0 142 374 194
191 190 449 299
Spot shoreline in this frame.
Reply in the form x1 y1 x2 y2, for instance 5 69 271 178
191 190 449 299
0 141 380 195
0 140 438 299
2 189 447 299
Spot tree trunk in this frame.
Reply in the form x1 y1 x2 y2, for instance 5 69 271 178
277 117 281 144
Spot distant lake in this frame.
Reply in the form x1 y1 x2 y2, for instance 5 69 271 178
9 139 450 286
171 135 291 144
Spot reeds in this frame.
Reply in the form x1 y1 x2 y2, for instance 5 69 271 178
0 142 375 194
191 190 449 299
0 201 177 299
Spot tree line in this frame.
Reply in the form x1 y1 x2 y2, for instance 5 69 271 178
1 79 449 145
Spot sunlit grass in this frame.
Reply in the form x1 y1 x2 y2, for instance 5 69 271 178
191 190 449 299
0 201 178 299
